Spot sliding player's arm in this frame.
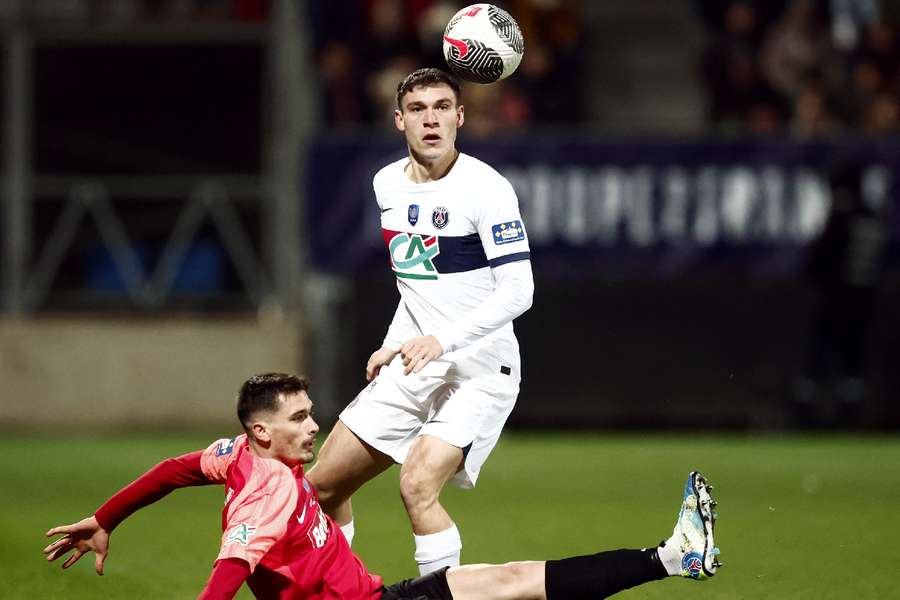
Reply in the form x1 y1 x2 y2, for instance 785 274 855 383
43 449 212 574
96 450 215 530
198 558 251 600
43 438 237 575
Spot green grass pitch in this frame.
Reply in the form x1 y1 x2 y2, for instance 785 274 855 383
6 431 899 599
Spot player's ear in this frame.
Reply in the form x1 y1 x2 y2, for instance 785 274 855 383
456 104 464 128
250 421 271 445
394 109 405 132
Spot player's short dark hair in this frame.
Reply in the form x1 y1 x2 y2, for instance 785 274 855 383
396 68 462 110
237 373 310 431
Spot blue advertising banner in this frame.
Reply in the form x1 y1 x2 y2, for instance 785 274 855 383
306 137 898 277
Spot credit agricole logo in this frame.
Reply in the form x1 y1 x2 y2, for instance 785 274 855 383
388 232 441 280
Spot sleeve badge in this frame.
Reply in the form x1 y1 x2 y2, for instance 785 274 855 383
492 220 526 245
226 523 257 546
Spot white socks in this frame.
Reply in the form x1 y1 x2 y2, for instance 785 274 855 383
339 519 355 547
342 519 461 574
414 524 462 575
656 540 681 576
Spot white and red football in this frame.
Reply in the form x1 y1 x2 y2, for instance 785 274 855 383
442 4 524 84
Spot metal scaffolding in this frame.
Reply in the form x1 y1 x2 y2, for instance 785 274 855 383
0 0 352 419
0 0 308 316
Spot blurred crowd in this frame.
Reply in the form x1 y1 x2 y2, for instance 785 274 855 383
696 0 900 137
13 0 900 140
0 0 269 21
306 0 586 136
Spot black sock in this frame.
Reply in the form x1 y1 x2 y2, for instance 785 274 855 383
545 548 668 599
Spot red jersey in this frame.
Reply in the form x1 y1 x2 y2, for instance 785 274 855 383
199 435 383 599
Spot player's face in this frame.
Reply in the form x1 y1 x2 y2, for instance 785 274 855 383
266 391 320 467
395 84 464 163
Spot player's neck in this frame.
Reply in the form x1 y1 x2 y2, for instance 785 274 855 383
247 441 303 471
405 149 459 183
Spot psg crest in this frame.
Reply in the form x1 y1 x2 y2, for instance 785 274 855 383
432 206 449 229
408 204 419 226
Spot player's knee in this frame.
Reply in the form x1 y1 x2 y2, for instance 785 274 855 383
314 485 337 508
306 469 342 508
494 562 543 599
496 562 524 585
306 468 326 495
398 468 439 513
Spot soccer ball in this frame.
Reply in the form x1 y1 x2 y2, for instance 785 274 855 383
442 4 524 84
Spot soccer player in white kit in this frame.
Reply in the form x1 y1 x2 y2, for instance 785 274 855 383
307 67 534 575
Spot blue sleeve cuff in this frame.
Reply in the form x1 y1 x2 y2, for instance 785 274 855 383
488 252 530 268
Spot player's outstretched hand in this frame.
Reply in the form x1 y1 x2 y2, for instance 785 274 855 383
367 346 399 381
44 515 110 575
400 335 444 375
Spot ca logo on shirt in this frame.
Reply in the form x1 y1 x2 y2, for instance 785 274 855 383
388 232 441 280
226 523 257 546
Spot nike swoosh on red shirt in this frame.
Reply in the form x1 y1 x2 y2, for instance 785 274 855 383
443 36 468 58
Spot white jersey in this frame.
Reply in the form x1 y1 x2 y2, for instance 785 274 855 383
374 152 531 365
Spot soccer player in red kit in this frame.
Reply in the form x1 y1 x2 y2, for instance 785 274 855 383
44 373 721 599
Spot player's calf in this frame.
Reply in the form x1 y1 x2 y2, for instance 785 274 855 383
400 437 466 575
398 435 464 526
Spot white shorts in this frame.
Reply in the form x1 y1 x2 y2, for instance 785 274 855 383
339 353 519 489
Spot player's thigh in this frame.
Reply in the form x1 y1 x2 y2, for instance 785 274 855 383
307 421 394 500
446 562 547 600
421 372 519 489
400 435 465 496
339 365 442 466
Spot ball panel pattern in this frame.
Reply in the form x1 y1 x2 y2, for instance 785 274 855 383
488 5 524 54
444 38 504 83
445 11 463 34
